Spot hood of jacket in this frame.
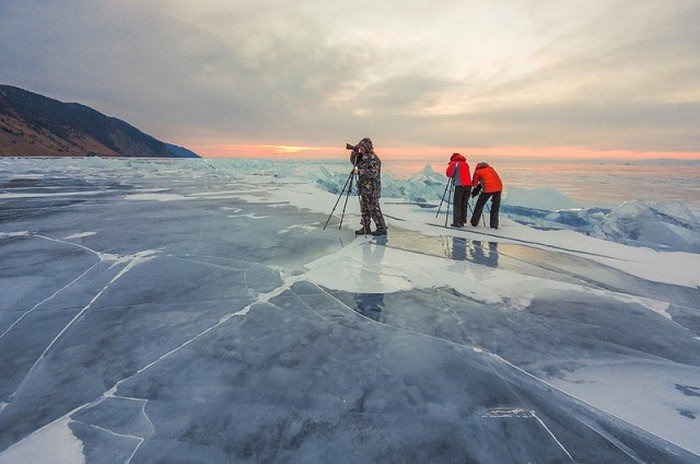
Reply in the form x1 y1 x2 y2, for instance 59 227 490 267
475 162 490 170
450 153 466 162
357 137 373 152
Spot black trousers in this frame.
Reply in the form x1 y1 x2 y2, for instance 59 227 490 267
453 185 471 225
470 191 501 229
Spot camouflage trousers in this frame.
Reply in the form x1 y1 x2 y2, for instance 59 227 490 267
359 188 386 230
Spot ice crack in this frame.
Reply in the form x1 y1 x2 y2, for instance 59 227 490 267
8 250 158 400
0 262 100 341
530 412 576 462
108 274 299 397
34 233 118 261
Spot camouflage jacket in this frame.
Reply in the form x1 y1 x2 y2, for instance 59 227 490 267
350 150 382 192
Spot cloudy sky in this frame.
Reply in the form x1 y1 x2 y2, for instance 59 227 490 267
1 0 699 159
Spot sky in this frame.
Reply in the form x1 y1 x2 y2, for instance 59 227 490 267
1 0 699 159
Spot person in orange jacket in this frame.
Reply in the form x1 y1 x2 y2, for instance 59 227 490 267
445 153 471 227
470 162 503 229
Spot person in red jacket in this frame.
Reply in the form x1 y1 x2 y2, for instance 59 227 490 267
470 162 503 229
445 153 471 227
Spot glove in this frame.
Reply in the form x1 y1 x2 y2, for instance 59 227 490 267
471 185 481 198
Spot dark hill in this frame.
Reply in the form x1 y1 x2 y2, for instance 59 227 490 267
0 85 199 158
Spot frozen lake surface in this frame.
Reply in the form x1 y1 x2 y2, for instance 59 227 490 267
1 158 699 463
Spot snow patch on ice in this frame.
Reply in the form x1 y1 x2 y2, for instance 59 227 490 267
278 224 316 235
0 231 30 239
112 249 160 266
124 193 189 202
549 360 700 455
190 194 243 200
64 232 96 240
188 190 241 197
0 190 105 199
127 188 170 194
262 202 290 208
228 213 272 220
482 407 533 418
0 418 85 464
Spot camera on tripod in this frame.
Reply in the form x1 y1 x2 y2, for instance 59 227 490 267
322 143 362 230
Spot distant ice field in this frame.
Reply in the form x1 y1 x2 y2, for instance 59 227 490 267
2 156 699 210
382 157 700 212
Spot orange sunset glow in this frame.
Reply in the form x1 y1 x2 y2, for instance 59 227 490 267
190 143 700 161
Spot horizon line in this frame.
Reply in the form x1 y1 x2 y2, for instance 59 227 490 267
185 143 700 161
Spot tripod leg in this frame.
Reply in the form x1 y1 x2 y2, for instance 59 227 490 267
436 178 451 218
338 174 354 229
444 179 453 227
323 171 353 230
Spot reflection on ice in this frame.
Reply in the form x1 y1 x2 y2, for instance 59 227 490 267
351 241 388 322
352 293 385 322
382 228 500 268
446 237 500 267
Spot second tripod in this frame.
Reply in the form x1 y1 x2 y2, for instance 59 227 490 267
323 169 356 230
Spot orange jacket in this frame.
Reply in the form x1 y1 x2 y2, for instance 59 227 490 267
471 162 502 193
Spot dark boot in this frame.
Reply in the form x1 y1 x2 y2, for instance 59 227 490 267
355 225 370 235
371 228 387 236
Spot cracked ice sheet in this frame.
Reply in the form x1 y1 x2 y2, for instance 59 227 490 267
0 254 281 450
0 234 101 321
110 298 574 463
2 159 699 463
0 162 355 457
303 237 700 457
327 280 700 457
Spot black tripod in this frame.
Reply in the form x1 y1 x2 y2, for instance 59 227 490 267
470 187 488 227
436 177 454 227
323 168 356 230
439 177 484 228
466 200 486 227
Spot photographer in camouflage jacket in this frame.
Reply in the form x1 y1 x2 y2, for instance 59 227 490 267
350 137 387 236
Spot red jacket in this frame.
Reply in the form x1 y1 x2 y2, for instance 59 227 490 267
471 162 502 193
445 153 471 187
